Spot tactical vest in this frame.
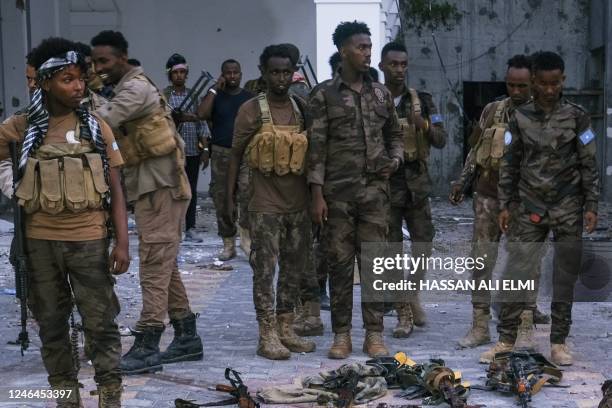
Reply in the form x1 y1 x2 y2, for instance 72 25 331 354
117 75 177 167
245 94 308 177
15 123 108 215
474 99 508 171
400 89 430 162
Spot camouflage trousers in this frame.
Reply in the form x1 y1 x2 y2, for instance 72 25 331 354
209 146 250 237
470 194 502 310
298 224 325 304
26 238 121 387
325 182 389 333
497 202 583 344
249 209 314 320
135 187 192 329
389 197 434 306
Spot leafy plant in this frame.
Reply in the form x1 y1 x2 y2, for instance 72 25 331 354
400 0 462 35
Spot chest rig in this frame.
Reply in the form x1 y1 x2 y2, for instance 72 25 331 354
15 122 109 215
245 94 308 176
475 99 508 172
399 89 430 163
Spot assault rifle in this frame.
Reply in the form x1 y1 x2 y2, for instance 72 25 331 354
484 350 564 408
510 354 532 408
298 55 318 88
8 141 29 354
319 367 360 407
170 70 215 131
175 368 259 408
368 354 481 408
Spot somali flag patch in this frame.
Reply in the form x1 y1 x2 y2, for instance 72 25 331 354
579 128 595 145
430 114 443 124
504 130 512 145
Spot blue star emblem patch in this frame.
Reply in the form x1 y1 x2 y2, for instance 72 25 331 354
504 131 512 145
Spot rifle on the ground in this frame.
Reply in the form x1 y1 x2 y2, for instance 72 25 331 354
319 367 360 407
368 353 481 408
175 368 259 408
8 141 29 354
483 350 564 408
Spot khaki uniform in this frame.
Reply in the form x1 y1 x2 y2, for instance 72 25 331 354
307 74 403 333
497 99 598 345
232 94 314 321
0 112 123 388
95 66 193 330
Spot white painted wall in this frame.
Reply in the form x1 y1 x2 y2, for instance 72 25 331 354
69 0 317 89
314 0 383 82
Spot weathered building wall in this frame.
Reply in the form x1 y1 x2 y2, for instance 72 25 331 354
401 0 594 196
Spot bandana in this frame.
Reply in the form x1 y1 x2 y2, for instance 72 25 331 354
37 50 80 80
170 63 188 72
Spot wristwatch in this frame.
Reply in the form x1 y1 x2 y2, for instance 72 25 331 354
208 88 217 96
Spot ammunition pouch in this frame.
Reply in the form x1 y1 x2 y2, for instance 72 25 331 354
475 126 506 170
245 94 307 176
475 100 509 171
401 89 431 163
15 144 108 215
119 108 177 167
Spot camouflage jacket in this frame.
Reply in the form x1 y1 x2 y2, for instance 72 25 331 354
307 74 403 201
456 97 514 199
390 89 446 206
499 99 599 214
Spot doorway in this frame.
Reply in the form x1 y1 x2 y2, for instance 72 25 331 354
462 81 507 161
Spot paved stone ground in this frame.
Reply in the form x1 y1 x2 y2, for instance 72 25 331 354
0 196 610 407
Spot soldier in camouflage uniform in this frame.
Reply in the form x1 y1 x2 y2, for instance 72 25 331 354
308 22 403 359
227 44 316 360
378 42 447 333
481 51 599 366
0 38 129 407
450 55 537 348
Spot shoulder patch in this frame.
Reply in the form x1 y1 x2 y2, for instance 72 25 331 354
373 87 385 103
504 130 513 145
579 128 595 145
430 114 443 124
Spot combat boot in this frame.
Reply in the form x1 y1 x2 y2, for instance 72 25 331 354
410 292 426 326
392 303 414 338
514 310 536 350
161 313 203 364
479 341 513 364
534 307 551 324
218 237 236 261
328 332 352 359
120 327 164 375
458 308 491 348
97 382 122 408
257 317 290 360
54 380 81 408
293 301 324 337
239 226 251 256
363 331 389 358
277 313 316 352
551 343 573 366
